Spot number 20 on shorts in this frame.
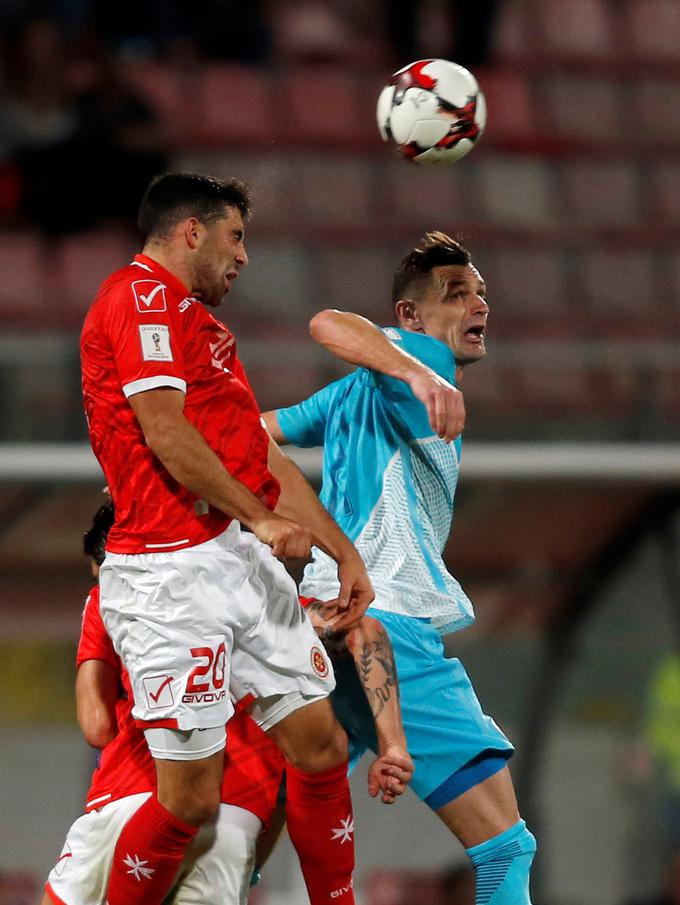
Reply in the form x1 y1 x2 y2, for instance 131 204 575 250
183 643 227 703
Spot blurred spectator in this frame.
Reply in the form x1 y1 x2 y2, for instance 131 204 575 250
70 43 168 225
384 0 502 68
0 18 80 231
270 0 353 64
91 0 272 61
645 653 680 850
624 850 680 905
0 20 167 234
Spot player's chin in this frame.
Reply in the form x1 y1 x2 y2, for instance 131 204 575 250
458 342 487 364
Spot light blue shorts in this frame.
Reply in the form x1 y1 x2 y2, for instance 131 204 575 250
330 609 514 807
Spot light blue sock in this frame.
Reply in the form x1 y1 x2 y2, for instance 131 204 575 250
466 818 536 905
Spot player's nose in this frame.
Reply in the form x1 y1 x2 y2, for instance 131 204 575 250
236 246 248 268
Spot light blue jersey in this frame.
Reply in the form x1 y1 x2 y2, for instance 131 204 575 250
277 327 474 635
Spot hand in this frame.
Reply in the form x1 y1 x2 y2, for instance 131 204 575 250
408 370 465 442
367 743 414 804
251 513 313 560
325 554 374 633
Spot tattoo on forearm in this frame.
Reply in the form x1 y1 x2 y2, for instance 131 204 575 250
356 625 399 720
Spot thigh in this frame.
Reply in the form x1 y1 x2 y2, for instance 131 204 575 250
100 553 237 731
436 765 521 848
45 794 151 905
229 534 335 715
367 610 514 800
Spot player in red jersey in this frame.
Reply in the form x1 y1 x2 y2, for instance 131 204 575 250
43 501 285 905
43 504 412 905
79 172 376 905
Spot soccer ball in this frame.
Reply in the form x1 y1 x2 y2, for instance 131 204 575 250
377 59 486 165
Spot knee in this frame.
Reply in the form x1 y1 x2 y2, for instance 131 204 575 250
298 718 348 772
273 702 349 772
160 784 221 827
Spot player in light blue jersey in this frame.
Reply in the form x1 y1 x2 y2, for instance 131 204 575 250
264 232 536 905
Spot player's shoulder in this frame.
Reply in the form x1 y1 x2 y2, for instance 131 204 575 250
381 326 455 379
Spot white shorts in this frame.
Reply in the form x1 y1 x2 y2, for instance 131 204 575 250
45 794 261 905
99 522 334 731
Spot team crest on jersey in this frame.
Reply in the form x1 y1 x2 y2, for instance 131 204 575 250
142 673 176 710
310 646 329 678
132 280 167 313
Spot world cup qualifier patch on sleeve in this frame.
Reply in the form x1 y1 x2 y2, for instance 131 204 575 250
139 324 173 361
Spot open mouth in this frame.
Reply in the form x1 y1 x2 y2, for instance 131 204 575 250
464 325 485 342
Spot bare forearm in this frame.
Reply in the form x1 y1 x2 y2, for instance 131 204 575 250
310 309 426 382
346 618 406 751
145 416 271 530
268 439 355 562
76 661 119 748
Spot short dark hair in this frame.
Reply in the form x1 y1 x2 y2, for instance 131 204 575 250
83 500 114 566
392 231 471 311
137 172 252 244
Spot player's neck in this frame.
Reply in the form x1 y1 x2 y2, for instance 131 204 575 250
142 244 192 294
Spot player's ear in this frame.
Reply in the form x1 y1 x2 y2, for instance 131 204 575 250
395 298 423 329
183 217 201 250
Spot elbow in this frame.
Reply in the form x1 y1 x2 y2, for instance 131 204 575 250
309 309 340 344
82 716 117 749
78 705 117 748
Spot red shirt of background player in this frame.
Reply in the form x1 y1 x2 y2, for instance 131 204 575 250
80 254 279 554
78 585 284 824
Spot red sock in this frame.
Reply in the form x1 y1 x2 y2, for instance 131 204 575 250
105 795 199 905
286 760 355 904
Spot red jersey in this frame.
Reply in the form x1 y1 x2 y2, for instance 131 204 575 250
78 586 285 824
80 254 279 553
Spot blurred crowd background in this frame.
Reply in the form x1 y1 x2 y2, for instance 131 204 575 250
1 1 680 904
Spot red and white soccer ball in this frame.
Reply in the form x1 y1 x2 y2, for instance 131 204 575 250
377 58 486 165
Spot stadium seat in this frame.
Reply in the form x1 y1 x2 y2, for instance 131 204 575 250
476 156 558 227
540 0 616 58
279 67 375 145
476 246 568 314
232 241 316 324
295 155 376 225
581 247 658 313
560 161 641 226
119 60 184 132
54 230 136 325
382 156 473 225
0 233 47 325
544 75 623 142
632 77 680 142
492 0 536 60
627 0 680 61
314 246 397 316
480 69 534 141
196 65 274 144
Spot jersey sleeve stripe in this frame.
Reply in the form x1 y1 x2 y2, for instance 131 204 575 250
122 375 187 398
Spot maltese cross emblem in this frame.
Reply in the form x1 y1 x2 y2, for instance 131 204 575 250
331 815 355 845
123 853 155 882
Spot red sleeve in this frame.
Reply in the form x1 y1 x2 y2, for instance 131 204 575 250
102 276 187 399
76 586 120 671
